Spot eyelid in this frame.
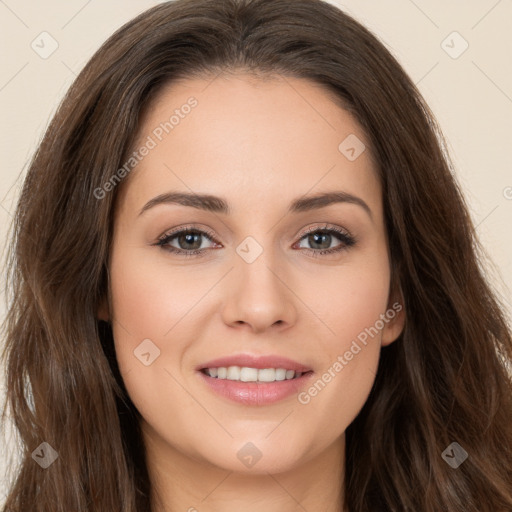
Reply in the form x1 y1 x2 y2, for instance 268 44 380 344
157 224 218 243
298 223 353 239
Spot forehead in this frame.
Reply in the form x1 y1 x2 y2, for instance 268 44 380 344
116 73 381 220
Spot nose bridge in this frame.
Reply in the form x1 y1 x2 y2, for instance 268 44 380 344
221 232 297 332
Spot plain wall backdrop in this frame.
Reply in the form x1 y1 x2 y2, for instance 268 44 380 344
1 0 511 505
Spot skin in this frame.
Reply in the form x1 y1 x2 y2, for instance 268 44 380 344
98 72 405 512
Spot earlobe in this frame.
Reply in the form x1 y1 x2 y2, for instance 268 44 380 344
381 285 406 347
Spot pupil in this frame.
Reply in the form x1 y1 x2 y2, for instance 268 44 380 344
310 233 330 249
180 232 200 250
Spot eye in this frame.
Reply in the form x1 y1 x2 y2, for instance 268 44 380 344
155 226 219 257
294 224 356 257
154 223 356 258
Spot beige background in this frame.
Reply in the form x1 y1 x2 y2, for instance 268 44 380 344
1 0 511 504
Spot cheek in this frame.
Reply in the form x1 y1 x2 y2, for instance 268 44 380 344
310 249 391 350
107 246 193 393
107 244 226 422
107 246 199 434
109 246 206 341
297 252 390 423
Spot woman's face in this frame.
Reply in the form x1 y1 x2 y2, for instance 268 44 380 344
101 73 405 475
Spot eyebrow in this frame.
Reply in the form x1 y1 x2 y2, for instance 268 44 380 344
138 190 372 219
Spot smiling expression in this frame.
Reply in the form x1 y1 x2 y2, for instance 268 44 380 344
99 72 405 474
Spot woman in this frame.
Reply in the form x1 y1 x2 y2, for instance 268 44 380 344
2 0 511 511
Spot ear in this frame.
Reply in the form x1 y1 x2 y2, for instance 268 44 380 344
97 294 110 322
381 281 406 347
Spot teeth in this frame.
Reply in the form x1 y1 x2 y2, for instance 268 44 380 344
240 367 258 382
204 366 304 382
226 366 240 380
275 368 286 381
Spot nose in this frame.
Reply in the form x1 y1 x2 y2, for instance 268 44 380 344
220 247 298 334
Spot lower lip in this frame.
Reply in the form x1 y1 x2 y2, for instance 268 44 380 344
197 370 314 406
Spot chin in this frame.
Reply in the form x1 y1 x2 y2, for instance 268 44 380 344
196 437 308 475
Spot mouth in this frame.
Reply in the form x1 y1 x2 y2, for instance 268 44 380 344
196 354 315 405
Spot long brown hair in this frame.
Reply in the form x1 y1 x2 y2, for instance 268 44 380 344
2 0 512 510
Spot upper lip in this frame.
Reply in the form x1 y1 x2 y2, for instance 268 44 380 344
197 353 313 373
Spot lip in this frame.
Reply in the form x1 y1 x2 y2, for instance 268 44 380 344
195 353 314 406
196 353 313 373
197 370 315 406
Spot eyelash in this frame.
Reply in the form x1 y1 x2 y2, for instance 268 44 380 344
154 223 356 259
